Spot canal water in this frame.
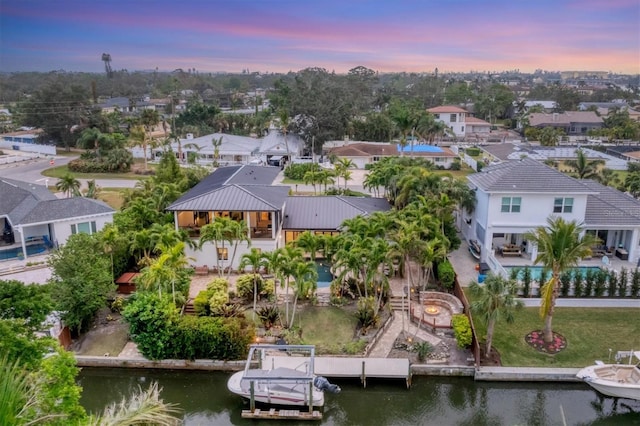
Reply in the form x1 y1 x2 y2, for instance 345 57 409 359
78 368 640 425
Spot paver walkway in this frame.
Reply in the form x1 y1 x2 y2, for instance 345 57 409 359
367 311 441 358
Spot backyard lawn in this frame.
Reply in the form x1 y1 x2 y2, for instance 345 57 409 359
473 307 640 367
295 305 362 354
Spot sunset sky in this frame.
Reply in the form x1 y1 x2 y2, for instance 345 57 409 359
1 0 639 74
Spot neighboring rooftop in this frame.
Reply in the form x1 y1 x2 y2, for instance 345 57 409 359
283 196 390 230
468 157 596 193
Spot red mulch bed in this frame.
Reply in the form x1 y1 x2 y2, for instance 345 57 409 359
525 330 567 354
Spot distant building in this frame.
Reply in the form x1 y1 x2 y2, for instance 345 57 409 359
528 111 603 136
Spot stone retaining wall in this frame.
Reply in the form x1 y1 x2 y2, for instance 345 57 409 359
75 356 247 371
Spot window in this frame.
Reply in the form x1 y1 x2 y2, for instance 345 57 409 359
71 221 97 235
216 247 229 260
433 113 440 119
450 114 457 123
501 197 521 213
553 197 573 213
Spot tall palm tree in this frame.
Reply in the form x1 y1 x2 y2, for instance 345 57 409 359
335 158 355 189
56 173 81 198
469 274 524 358
279 109 291 166
240 248 265 321
129 125 152 171
525 217 598 343
288 259 318 328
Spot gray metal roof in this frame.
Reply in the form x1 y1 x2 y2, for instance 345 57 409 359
580 180 640 226
167 185 290 212
20 198 115 225
170 165 281 205
467 158 594 193
283 196 390 230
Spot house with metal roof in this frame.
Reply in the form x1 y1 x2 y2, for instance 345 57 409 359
463 158 640 267
166 165 390 269
0 178 115 261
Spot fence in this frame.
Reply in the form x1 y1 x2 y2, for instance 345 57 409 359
453 276 480 368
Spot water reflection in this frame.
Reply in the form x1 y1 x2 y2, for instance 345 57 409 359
77 368 640 425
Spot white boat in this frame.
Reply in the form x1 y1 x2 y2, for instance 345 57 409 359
468 239 481 260
576 351 640 401
227 344 340 407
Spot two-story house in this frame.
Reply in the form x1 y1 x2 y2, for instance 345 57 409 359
427 106 468 138
463 158 640 266
528 111 604 136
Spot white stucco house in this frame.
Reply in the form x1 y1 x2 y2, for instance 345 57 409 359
0 178 115 261
428 106 468 138
462 158 640 269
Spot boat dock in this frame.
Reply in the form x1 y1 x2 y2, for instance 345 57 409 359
264 356 411 388
241 408 322 420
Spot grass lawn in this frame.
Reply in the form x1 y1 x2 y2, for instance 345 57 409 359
473 306 640 367
42 164 152 180
295 305 360 354
97 188 127 210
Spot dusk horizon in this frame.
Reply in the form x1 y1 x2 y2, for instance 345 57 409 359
1 0 639 75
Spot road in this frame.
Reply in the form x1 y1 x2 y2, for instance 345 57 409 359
0 156 139 189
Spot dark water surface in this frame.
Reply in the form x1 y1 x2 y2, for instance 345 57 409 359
77 368 640 425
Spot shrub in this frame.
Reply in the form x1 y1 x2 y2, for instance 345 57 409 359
521 266 532 298
437 261 455 290
194 277 229 316
210 303 245 318
110 296 126 313
573 269 584 297
343 339 367 355
594 270 607 297
355 296 378 330
584 269 595 297
465 147 481 156
173 316 254 360
122 293 179 360
449 160 461 171
451 314 472 348
414 341 433 362
257 305 280 329
559 271 572 297
606 271 617 298
236 274 264 301
631 268 640 298
284 163 318 180
618 268 628 298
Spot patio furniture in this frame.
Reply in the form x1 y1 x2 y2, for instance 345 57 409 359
501 244 521 257
616 248 629 260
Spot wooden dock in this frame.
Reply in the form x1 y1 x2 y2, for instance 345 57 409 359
241 408 322 420
264 356 411 388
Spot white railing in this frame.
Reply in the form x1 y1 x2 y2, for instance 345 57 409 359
486 252 509 279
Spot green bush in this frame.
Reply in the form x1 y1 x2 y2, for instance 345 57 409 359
465 147 481 156
437 261 455 290
414 341 433 362
355 296 378 330
284 163 319 180
257 305 280 329
194 277 229 315
449 160 461 171
452 314 472 348
122 293 179 360
236 273 264 301
343 339 367 355
173 316 254 360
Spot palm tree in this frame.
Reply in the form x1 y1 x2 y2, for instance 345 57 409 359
240 248 265 321
288 259 318 328
292 231 321 262
625 171 640 198
335 158 355 189
525 217 598 343
279 109 291 166
303 168 322 195
279 246 304 326
56 173 81 198
86 382 181 426
564 149 604 179
129 125 152 171
469 274 524 358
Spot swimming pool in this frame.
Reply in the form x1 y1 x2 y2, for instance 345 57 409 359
0 244 48 261
316 261 334 288
505 266 603 281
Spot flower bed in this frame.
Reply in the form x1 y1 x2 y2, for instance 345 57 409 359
524 330 567 354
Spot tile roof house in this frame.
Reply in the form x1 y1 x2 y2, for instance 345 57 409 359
427 106 468 138
0 178 115 260
528 111 604 135
463 158 640 267
326 142 457 169
166 165 390 269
